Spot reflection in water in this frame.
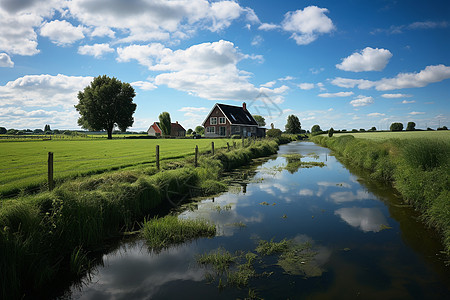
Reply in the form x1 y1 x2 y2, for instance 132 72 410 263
329 190 374 204
335 207 388 232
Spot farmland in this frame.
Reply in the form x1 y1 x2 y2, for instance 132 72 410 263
0 138 233 197
333 130 450 141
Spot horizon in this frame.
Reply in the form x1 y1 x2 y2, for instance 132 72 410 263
1 0 449 132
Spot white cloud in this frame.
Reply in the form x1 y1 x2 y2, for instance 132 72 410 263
78 43 114 58
116 43 171 68
350 96 374 107
131 80 157 91
279 76 294 81
90 26 115 38
336 47 392 72
409 111 425 115
381 93 412 98
0 53 14 67
402 100 416 104
251 35 263 46
332 64 450 90
298 83 315 90
367 113 385 117
258 23 280 30
335 207 387 233
0 10 41 55
281 6 335 45
261 80 276 88
40 20 85 46
179 107 209 112
318 91 353 98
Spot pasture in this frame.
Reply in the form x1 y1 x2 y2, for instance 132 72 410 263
0 138 232 197
333 130 450 141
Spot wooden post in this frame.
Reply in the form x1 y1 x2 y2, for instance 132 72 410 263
211 141 214 155
156 145 160 170
242 137 245 147
48 152 54 191
195 145 198 167
227 142 230 151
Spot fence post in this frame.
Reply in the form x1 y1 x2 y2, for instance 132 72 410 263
156 145 160 170
242 137 244 147
195 145 198 167
48 152 54 191
227 142 230 151
211 141 214 155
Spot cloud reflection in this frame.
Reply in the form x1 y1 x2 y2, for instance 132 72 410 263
335 207 388 232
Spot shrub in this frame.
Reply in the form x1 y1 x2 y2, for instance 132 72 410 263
266 128 282 138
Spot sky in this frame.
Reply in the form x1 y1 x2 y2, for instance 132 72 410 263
0 0 449 132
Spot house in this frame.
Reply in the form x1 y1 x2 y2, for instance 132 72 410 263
147 121 186 137
202 102 266 138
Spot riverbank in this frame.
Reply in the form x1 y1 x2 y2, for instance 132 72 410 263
0 138 289 299
311 135 450 256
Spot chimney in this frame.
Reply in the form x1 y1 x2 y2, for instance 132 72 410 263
176 121 178 124
242 102 247 112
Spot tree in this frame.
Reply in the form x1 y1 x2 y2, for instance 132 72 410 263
311 124 322 135
406 122 416 131
390 122 403 131
0 127 6 134
186 128 193 135
44 124 51 132
158 112 171 136
75 75 136 139
328 128 334 137
266 128 282 138
285 115 301 134
369 126 376 132
253 115 266 127
195 126 204 135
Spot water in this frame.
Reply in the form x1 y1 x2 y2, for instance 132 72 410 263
61 142 450 299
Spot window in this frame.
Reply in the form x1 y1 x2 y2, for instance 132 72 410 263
219 117 226 124
207 126 215 133
219 126 226 136
230 113 236 121
210 117 217 125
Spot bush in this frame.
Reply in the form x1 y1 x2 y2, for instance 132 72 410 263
266 128 282 138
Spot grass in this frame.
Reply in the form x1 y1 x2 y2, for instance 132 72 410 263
0 138 282 299
141 215 216 250
333 130 450 141
0 138 232 198
311 134 450 256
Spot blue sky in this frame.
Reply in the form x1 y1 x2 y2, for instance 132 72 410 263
0 0 449 132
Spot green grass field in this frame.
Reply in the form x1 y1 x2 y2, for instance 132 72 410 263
0 138 232 197
333 130 450 141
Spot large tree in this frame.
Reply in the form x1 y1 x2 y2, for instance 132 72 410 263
406 122 416 131
285 115 301 134
159 112 171 136
195 125 205 135
75 75 136 139
253 115 266 127
390 122 403 131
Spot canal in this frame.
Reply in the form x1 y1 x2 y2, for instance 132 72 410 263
61 141 450 299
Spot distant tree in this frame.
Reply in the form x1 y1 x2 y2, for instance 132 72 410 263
187 128 193 135
7 129 17 135
63 130 72 135
427 127 434 131
406 122 416 131
311 124 322 135
328 128 334 137
34 129 44 134
390 122 403 131
75 75 137 139
360 128 366 132
369 126 376 132
253 115 266 127
351 129 358 132
270 123 274 129
44 124 51 132
0 127 6 134
158 112 171 136
437 126 448 130
285 115 301 134
195 125 205 135
266 128 282 138
53 129 61 134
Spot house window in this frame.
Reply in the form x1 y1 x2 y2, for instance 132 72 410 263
207 126 215 133
219 117 226 124
219 126 226 136
210 117 217 125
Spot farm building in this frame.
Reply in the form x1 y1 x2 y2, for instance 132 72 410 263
202 102 266 138
147 121 186 137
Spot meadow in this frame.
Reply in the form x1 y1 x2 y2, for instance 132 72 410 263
333 130 450 141
0 138 232 198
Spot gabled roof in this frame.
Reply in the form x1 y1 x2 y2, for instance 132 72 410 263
171 122 185 132
203 103 258 126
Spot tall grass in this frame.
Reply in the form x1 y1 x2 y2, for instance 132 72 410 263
312 135 450 255
0 139 281 298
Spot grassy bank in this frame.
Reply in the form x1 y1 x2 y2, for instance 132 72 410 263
0 138 281 299
311 134 450 255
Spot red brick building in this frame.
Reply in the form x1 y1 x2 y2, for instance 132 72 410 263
147 121 186 137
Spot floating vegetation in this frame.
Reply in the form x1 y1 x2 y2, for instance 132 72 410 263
141 215 216 250
256 238 290 255
281 154 326 173
379 224 392 231
259 201 270 206
281 214 288 219
282 154 304 161
276 242 321 277
215 204 232 212
197 247 235 273
306 153 320 159
228 222 247 228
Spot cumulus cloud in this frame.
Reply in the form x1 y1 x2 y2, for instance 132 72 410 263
40 20 85 46
350 96 374 107
131 80 157 91
298 83 315 90
179 107 209 112
78 43 114 58
367 113 385 117
336 47 392 72
409 111 425 115
318 91 353 97
0 53 14 67
381 93 412 98
281 6 335 45
258 23 280 31
402 100 416 104
332 64 450 90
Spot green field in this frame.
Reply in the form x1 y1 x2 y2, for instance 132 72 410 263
333 130 450 141
0 138 232 197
